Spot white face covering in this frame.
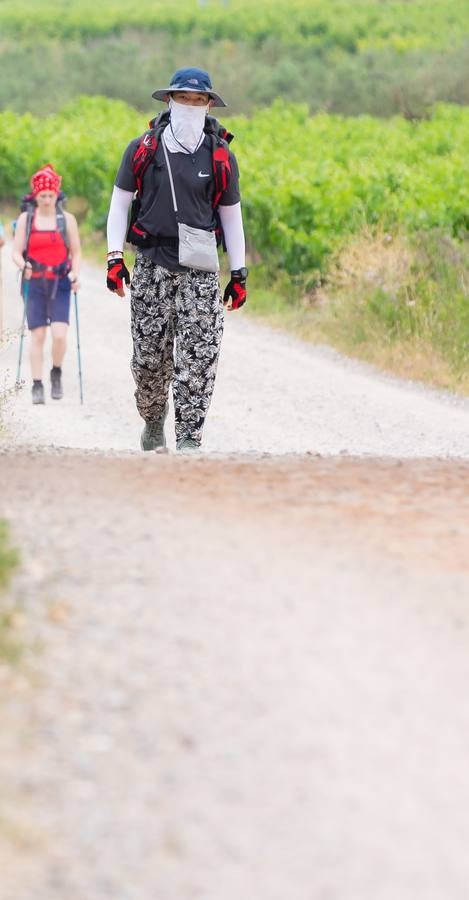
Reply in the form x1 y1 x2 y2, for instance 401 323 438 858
164 96 210 154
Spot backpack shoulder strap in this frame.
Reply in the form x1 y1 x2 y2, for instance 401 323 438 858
20 192 36 256
24 207 35 257
132 122 164 195
205 115 234 145
56 200 69 250
209 134 232 209
204 117 234 209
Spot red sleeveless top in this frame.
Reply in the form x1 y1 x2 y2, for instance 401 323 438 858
28 215 68 279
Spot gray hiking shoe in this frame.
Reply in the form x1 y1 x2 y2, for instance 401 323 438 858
50 366 63 400
140 408 168 451
32 381 45 405
177 437 200 453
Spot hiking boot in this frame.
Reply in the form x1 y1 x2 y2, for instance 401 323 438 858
140 408 168 451
32 381 45 405
177 437 200 453
50 366 63 400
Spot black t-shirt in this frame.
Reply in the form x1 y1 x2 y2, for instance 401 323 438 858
115 132 240 271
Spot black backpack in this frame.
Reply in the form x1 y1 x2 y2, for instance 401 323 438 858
127 111 234 250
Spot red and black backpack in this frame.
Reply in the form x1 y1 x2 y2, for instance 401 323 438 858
15 191 70 278
127 111 234 249
15 191 69 256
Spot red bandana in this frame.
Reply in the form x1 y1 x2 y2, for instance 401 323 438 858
31 164 62 197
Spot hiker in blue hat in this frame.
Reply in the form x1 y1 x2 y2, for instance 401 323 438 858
106 67 247 452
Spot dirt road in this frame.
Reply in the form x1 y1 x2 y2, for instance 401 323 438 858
2 246 469 899
2 251 469 456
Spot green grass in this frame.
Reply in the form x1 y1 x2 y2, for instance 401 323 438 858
0 522 18 592
248 230 469 394
0 521 20 663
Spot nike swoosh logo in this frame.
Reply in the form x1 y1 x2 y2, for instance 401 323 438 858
198 172 211 178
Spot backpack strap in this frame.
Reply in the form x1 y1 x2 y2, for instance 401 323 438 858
24 206 35 259
204 117 233 209
210 136 232 209
132 126 162 195
205 115 234 145
56 201 69 251
127 127 161 247
132 131 159 195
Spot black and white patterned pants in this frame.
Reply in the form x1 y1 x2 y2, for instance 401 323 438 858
130 253 224 444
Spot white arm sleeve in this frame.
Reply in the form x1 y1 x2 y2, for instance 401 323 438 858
218 202 246 271
107 186 134 253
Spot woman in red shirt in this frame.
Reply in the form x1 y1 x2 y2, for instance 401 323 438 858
12 165 81 404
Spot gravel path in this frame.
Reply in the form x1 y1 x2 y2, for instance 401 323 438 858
2 246 469 900
1 246 469 456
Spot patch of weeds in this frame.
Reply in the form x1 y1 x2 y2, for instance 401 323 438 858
0 521 21 663
248 262 314 325
247 228 469 395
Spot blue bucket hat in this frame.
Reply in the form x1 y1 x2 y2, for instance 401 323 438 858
152 67 226 107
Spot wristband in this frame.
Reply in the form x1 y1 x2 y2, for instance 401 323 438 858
231 267 248 281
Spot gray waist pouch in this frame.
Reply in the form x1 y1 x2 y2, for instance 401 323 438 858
178 222 219 273
162 134 220 273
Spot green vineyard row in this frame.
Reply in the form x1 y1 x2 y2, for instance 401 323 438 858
1 0 468 52
1 97 467 274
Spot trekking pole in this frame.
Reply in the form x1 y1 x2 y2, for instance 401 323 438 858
73 290 84 404
16 279 30 385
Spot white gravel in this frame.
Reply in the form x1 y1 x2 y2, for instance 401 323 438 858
1 245 469 456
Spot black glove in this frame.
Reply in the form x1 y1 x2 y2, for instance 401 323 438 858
107 257 130 294
223 267 248 310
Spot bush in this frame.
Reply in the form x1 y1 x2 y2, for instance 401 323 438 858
232 101 469 273
1 98 468 276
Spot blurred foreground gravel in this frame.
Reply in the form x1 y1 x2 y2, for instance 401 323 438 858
2 452 469 900
2 248 469 899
